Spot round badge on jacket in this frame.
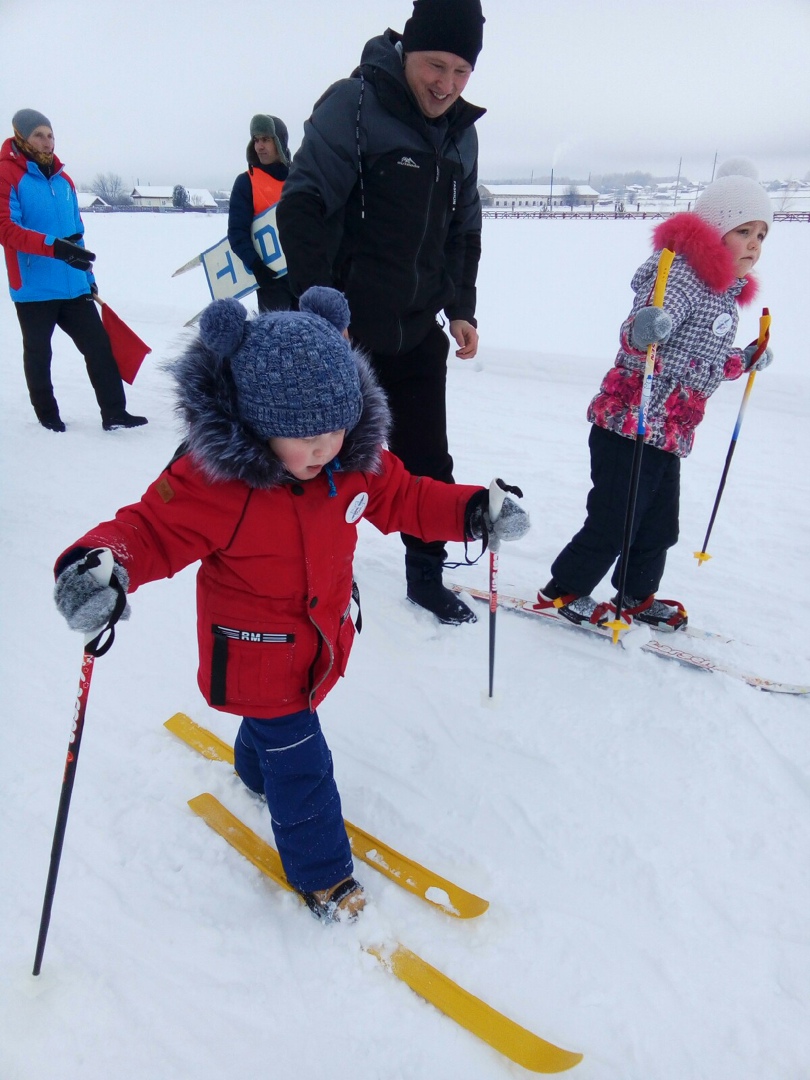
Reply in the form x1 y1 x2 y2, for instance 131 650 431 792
712 313 733 336
345 492 369 523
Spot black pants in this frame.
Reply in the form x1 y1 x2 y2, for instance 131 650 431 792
256 277 297 313
551 424 680 599
367 323 453 559
15 295 126 420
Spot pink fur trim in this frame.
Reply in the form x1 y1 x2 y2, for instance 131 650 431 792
737 275 758 306
651 213 757 301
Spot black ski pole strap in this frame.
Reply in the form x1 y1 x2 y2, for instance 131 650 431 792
351 580 362 634
83 573 127 658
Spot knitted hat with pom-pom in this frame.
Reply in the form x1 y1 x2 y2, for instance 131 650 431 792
197 287 362 440
694 159 773 234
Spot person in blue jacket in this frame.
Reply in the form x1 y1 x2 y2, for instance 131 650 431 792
0 109 147 432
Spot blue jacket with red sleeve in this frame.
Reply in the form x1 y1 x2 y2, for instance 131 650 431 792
0 136 94 302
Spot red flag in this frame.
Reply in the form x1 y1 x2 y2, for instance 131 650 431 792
97 299 151 384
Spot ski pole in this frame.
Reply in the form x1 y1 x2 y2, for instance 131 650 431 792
484 478 524 698
694 307 771 565
33 548 124 976
604 247 676 644
487 478 508 698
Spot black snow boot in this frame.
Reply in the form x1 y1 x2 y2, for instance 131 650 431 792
405 552 476 626
37 411 66 433
102 410 149 431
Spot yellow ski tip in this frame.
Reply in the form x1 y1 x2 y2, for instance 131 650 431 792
368 944 584 1073
165 712 235 764
693 550 712 566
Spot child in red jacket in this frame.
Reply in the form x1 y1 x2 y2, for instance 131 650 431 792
53 286 528 920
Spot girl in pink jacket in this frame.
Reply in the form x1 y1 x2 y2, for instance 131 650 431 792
536 162 775 631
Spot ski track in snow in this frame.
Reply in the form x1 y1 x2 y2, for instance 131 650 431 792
1 215 809 1080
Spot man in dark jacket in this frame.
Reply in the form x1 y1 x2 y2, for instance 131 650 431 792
227 114 296 312
278 0 486 625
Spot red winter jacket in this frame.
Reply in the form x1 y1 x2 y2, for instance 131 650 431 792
59 421 481 720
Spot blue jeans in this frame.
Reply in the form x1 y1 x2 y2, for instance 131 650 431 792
234 710 353 893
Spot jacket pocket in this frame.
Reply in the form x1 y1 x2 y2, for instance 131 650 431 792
209 620 297 707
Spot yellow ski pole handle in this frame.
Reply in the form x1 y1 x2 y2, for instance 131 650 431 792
604 247 675 644
694 306 771 565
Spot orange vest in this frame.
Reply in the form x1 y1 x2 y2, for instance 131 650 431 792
250 168 284 215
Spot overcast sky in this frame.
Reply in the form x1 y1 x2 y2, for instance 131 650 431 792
2 0 808 192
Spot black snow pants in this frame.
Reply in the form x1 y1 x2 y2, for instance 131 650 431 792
15 295 127 421
367 322 455 560
551 424 681 600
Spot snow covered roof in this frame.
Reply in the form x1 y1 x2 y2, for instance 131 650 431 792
130 186 217 207
76 192 109 209
479 183 600 198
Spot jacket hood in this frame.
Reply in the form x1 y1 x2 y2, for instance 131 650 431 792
651 212 758 304
169 336 391 490
354 29 485 135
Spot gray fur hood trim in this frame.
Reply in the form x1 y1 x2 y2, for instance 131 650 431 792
169 339 391 490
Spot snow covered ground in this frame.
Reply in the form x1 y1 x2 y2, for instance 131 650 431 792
1 214 809 1079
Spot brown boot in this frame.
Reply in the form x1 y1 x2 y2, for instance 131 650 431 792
300 876 365 922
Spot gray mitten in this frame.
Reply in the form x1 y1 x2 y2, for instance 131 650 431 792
467 479 530 552
630 306 673 349
743 343 774 372
486 496 530 550
54 550 131 633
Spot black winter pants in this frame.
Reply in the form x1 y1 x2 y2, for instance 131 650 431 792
367 322 453 559
551 424 680 600
15 295 126 420
256 277 298 313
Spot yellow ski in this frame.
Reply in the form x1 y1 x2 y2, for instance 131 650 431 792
188 793 583 1074
165 712 488 918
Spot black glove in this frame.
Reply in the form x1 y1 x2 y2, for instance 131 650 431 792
90 282 99 297
251 258 277 286
466 480 530 551
53 238 96 272
54 548 130 633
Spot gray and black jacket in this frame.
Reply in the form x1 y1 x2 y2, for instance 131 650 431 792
277 29 485 356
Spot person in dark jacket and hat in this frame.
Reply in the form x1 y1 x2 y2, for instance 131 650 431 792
227 114 296 312
0 108 147 432
52 286 529 921
278 0 487 625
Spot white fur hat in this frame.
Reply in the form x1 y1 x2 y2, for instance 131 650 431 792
694 159 773 234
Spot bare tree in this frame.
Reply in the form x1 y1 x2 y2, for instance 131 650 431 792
91 173 132 206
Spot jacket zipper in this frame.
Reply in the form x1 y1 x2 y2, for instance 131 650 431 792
408 149 440 310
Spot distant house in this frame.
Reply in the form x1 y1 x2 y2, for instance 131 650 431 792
129 186 217 209
76 192 110 211
478 183 599 209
